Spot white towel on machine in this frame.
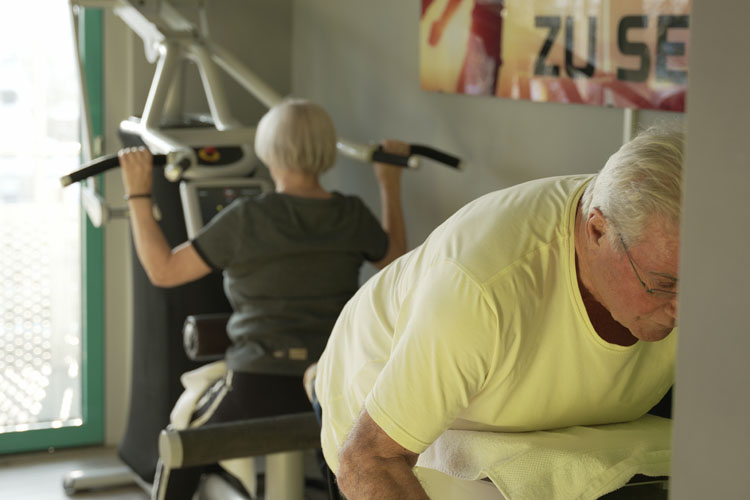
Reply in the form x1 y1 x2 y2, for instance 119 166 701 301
170 360 258 498
416 414 671 500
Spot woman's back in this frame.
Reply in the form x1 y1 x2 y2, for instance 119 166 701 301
192 191 387 374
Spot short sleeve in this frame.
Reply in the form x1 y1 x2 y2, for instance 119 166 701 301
364 261 499 454
191 198 246 270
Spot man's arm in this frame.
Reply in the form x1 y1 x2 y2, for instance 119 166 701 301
335 263 498 498
337 410 429 500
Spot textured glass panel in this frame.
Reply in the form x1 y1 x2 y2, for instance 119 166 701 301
0 0 82 434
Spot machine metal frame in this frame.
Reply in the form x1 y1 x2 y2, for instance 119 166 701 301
70 0 419 227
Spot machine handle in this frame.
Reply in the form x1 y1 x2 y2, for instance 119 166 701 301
371 146 417 168
370 144 463 170
409 144 462 169
59 153 168 187
60 143 462 187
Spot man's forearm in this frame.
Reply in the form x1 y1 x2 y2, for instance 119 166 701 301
338 408 426 499
338 456 429 500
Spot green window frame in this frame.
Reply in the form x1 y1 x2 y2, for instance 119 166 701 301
0 7 104 454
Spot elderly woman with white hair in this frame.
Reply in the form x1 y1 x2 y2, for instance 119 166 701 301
118 98 408 499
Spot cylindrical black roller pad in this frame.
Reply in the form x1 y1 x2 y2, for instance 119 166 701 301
59 153 168 187
182 313 232 361
409 144 462 169
161 412 321 468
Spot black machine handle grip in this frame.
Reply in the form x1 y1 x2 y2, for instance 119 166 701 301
60 153 168 187
371 144 462 170
370 147 414 168
409 144 462 169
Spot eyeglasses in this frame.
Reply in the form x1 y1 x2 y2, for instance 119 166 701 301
617 233 678 298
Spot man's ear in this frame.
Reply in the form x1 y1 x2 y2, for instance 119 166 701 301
585 208 609 248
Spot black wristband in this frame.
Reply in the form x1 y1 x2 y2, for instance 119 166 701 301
124 193 152 201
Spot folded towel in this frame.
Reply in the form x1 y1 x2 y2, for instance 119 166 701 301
416 414 671 500
170 360 227 429
170 360 258 498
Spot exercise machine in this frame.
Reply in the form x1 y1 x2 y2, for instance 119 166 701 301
63 0 460 222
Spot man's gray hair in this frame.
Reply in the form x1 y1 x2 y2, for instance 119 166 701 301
254 98 337 174
580 124 685 246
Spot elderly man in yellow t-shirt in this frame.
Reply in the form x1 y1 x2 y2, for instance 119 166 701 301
313 125 683 500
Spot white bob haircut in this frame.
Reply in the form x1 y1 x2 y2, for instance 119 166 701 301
580 124 685 247
254 98 337 175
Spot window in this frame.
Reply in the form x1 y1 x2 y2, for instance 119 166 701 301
0 3 103 454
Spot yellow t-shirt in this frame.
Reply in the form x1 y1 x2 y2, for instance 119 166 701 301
315 175 676 473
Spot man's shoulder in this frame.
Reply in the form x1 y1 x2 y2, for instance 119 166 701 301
476 174 592 206
443 174 591 226
423 175 591 275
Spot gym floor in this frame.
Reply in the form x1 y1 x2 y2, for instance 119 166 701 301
0 446 331 500
0 446 667 500
0 447 147 500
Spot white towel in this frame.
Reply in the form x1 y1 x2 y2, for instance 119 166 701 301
169 360 258 498
416 414 671 500
170 360 228 428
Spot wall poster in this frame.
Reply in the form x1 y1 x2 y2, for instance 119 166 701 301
420 0 690 111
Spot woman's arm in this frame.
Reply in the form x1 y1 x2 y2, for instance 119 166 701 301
119 147 212 287
372 139 408 270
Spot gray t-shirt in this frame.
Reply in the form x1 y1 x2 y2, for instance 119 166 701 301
192 191 387 374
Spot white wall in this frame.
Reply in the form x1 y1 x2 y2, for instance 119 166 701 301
291 1 683 253
670 0 750 497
